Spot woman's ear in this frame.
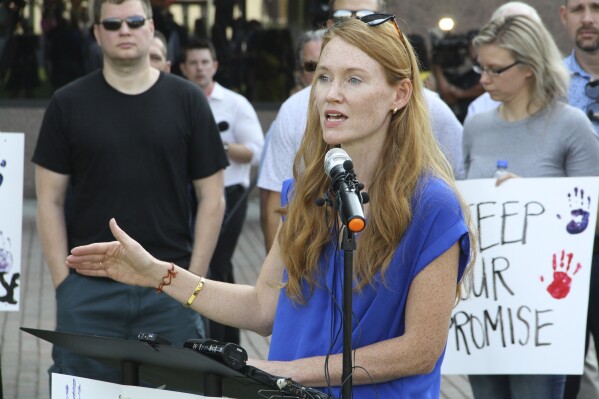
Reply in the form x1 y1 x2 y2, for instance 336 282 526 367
392 78 413 113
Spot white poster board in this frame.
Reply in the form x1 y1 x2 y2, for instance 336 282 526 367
52 373 217 399
442 177 599 375
0 133 23 311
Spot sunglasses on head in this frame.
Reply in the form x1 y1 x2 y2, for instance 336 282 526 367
303 61 317 73
586 80 599 122
332 9 376 21
357 13 412 78
98 16 147 31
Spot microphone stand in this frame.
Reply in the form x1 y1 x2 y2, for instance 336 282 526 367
323 153 367 399
340 225 355 399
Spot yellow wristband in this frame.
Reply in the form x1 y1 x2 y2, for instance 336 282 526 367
185 277 205 307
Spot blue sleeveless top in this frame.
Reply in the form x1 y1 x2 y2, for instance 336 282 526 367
269 177 470 398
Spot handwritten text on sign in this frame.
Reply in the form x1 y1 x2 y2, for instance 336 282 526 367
442 177 598 375
0 133 24 311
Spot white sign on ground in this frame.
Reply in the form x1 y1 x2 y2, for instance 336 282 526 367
442 177 598 375
0 132 23 311
52 373 217 399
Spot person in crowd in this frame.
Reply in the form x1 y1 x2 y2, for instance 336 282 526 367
407 33 434 88
463 3 599 393
258 0 464 253
149 29 170 72
432 29 485 123
289 29 325 95
179 38 264 345
66 14 474 398
42 3 86 90
464 1 541 122
5 18 40 98
249 27 295 102
561 0 599 135
33 0 228 383
560 0 599 396
463 14 599 399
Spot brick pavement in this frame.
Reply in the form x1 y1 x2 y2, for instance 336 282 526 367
2 197 474 398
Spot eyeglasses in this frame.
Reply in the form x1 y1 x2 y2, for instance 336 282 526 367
332 9 375 21
357 13 412 79
98 16 147 31
303 61 317 73
472 61 521 77
585 80 599 122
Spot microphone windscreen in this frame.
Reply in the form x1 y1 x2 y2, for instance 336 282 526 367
361 192 370 204
324 148 350 177
217 121 229 132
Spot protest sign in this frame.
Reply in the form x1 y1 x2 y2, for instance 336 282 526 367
0 133 24 311
52 373 214 399
442 177 599 374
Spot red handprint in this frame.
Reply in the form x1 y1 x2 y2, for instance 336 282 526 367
540 250 581 299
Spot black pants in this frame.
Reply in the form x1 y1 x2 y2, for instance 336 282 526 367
564 251 599 398
207 184 248 345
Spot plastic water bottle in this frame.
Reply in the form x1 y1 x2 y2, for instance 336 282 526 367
493 159 508 178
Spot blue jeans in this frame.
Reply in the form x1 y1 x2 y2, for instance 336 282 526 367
468 374 565 399
49 274 205 383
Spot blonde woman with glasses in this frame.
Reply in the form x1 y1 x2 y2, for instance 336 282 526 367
464 14 599 399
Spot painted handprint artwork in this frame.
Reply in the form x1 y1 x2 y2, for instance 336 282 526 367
557 187 591 234
0 134 24 311
540 250 581 300
0 231 19 305
0 153 19 305
0 231 13 272
65 378 82 399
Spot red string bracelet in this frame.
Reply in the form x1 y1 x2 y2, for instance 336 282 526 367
155 262 177 293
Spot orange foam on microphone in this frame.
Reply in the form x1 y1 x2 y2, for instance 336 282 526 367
348 218 365 233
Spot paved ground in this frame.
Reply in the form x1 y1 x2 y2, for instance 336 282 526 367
1 196 475 398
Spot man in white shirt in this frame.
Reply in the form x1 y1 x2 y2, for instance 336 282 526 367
180 38 264 344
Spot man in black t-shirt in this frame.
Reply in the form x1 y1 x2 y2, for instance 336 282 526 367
32 0 228 384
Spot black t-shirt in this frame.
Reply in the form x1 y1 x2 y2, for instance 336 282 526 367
33 70 229 267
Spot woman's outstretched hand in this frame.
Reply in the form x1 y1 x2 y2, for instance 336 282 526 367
66 218 161 289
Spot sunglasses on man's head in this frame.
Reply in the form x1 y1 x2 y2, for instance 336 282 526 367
303 61 317 73
98 16 147 31
332 9 375 21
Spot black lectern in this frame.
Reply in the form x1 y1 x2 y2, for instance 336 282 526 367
21 327 291 398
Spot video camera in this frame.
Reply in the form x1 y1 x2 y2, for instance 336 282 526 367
430 30 477 69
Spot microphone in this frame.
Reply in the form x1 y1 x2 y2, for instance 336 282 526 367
184 338 247 370
324 148 366 233
217 121 229 132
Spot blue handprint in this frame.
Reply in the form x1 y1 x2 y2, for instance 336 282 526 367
65 378 82 399
564 187 591 234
